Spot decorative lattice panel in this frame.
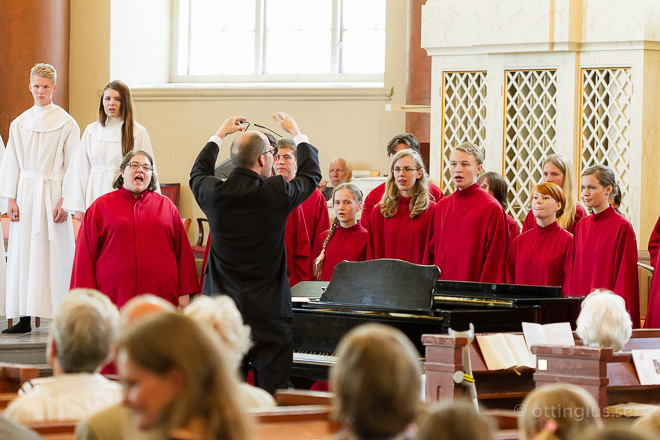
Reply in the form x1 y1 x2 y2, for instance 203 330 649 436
503 70 558 225
580 68 632 218
441 71 487 195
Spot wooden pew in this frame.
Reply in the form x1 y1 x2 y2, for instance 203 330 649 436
423 329 660 410
275 389 334 407
251 405 339 440
533 329 660 411
25 420 77 438
0 362 39 393
423 334 534 409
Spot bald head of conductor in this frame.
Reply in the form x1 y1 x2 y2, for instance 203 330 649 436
212 112 303 178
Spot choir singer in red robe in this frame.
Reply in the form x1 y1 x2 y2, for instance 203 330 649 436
367 149 436 264
314 183 367 281
645 214 660 328
361 133 443 230
478 171 520 245
522 155 587 234
507 182 573 288
424 143 508 282
566 165 640 328
70 150 199 309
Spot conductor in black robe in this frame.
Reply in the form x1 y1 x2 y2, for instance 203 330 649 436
190 112 321 393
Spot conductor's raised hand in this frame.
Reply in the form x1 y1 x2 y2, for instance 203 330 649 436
215 116 248 139
273 112 301 137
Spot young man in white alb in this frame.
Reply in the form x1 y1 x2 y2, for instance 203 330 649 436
0 63 79 333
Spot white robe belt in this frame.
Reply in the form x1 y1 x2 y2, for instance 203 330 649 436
19 171 64 242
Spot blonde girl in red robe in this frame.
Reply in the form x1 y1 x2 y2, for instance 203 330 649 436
313 183 367 281
522 154 587 234
367 149 436 264
566 165 640 327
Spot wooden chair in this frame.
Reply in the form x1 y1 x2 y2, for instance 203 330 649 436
192 218 209 259
160 183 181 209
182 217 192 235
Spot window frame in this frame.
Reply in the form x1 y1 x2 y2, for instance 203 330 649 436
170 0 385 84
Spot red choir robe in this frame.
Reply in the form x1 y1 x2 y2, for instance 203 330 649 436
362 182 443 230
506 222 573 288
565 207 640 328
285 205 311 286
70 187 199 309
644 217 660 328
315 222 368 281
507 214 521 245
301 189 330 272
424 183 508 282
522 203 587 234
367 197 436 264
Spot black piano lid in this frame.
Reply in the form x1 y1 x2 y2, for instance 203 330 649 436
318 259 440 313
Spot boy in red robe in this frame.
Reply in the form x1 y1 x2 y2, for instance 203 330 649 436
424 142 508 282
645 217 660 328
362 133 442 230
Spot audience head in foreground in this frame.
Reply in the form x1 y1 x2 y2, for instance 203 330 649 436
117 312 252 440
330 323 422 440
5 289 122 423
576 289 632 352
416 399 495 440
50 288 120 374
519 383 602 440
184 295 276 409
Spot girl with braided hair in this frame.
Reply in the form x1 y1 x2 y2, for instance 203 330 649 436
313 183 367 281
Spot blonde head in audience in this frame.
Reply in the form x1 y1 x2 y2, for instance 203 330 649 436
330 323 422 439
416 400 495 440
633 409 660 439
50 288 120 374
542 155 578 231
117 312 251 440
380 148 430 219
519 383 602 440
184 295 252 371
98 80 136 155
120 294 176 328
576 289 632 352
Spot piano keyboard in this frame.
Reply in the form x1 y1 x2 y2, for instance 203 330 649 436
293 352 337 365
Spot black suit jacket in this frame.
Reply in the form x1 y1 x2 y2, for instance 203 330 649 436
190 141 321 319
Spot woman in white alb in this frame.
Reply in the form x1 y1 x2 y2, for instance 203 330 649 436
64 80 157 221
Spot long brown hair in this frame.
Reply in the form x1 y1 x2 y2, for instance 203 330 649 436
99 80 135 155
544 155 578 231
380 149 430 219
118 312 253 440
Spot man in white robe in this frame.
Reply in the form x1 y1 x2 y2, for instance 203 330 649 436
0 63 79 333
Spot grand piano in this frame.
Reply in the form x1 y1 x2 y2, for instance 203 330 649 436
291 259 582 382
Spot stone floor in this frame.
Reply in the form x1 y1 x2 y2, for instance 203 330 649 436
0 317 50 375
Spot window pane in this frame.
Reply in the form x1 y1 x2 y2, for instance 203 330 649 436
189 31 255 75
341 29 385 74
190 0 255 30
265 30 331 74
266 0 332 30
342 0 385 29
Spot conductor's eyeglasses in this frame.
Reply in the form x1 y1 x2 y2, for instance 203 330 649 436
127 162 153 172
